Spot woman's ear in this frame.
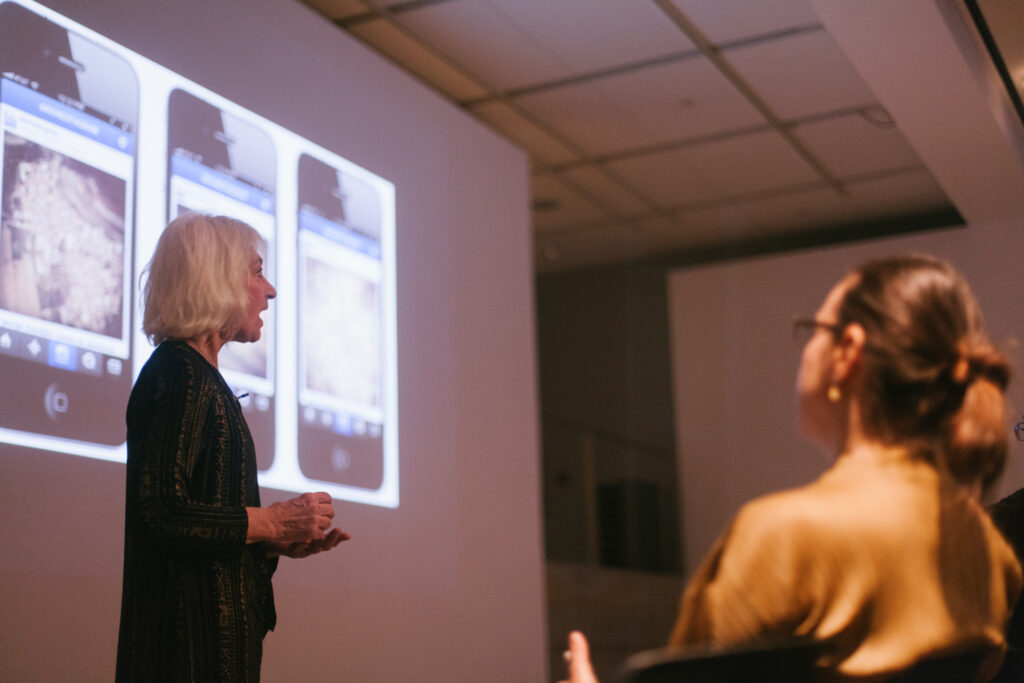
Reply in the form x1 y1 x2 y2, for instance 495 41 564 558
832 322 866 384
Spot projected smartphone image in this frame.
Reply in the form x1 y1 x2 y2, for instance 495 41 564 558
167 88 277 469
296 154 386 490
0 1 137 447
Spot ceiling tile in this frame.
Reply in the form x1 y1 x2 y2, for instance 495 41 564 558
531 173 613 234
302 0 406 22
535 207 762 272
605 128 822 208
511 57 766 156
666 0 819 45
844 169 952 219
390 0 693 92
738 185 850 234
382 0 691 94
313 0 973 271
349 19 491 100
472 101 580 165
635 207 757 253
380 1 569 91
614 216 690 262
558 165 661 217
737 168 951 235
791 110 924 179
726 30 877 120
475 0 693 79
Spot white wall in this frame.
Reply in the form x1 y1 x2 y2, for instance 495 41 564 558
0 1 546 681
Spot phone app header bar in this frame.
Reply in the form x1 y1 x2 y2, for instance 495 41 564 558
171 153 275 215
299 208 381 260
1 77 134 154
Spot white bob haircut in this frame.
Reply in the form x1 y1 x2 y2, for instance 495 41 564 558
142 213 264 345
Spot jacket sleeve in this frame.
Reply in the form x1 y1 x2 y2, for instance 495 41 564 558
669 499 818 648
126 351 250 553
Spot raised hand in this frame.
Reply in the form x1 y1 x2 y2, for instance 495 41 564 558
557 631 599 683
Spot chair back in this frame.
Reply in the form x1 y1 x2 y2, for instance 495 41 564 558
887 646 995 683
615 637 827 683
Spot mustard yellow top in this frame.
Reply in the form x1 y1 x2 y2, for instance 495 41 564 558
669 449 1022 680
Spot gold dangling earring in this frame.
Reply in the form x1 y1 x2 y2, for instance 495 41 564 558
827 385 842 403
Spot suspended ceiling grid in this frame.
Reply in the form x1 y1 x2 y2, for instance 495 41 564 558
300 0 961 272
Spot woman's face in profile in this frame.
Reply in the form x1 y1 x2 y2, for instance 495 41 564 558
795 277 850 452
233 246 276 344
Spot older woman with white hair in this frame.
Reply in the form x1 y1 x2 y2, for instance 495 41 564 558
116 213 349 682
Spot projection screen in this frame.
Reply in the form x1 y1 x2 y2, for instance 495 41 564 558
0 0 399 508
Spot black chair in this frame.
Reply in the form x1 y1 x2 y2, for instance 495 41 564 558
614 637 828 683
887 646 997 683
990 646 1024 683
616 639 996 683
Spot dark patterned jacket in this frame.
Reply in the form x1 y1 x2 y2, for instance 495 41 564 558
116 341 277 682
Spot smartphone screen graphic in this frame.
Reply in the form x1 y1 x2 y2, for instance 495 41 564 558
296 153 387 490
166 88 277 469
0 1 137 448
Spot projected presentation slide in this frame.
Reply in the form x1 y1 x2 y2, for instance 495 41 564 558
297 154 386 490
166 88 280 472
0 0 399 508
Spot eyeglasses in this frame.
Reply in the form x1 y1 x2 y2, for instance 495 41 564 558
1015 419 1024 442
792 317 841 347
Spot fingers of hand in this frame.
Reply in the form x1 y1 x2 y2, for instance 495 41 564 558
277 494 342 543
311 493 335 529
569 631 589 659
327 529 350 549
567 631 595 681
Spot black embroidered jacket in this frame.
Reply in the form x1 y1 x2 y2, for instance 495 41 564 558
116 341 277 682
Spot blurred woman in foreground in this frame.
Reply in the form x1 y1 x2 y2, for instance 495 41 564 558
562 255 1021 682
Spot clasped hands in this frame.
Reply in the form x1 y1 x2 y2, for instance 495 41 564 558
248 491 351 559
